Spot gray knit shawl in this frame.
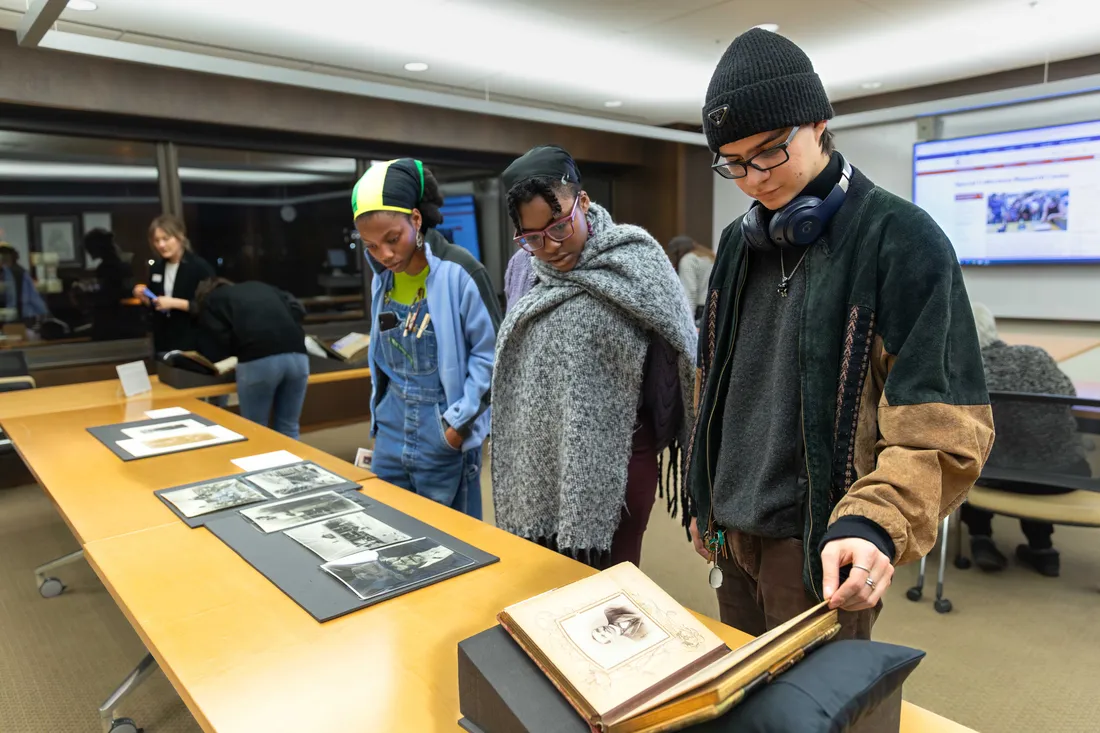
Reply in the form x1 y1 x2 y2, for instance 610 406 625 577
491 203 697 554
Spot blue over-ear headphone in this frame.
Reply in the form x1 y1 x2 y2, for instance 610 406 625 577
741 155 853 252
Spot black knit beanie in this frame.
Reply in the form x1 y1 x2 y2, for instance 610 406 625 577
702 29 834 152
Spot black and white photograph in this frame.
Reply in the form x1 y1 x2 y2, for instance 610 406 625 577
322 537 474 601
239 491 361 534
558 593 669 670
285 512 411 561
245 462 350 499
160 478 267 518
114 420 244 458
121 419 207 440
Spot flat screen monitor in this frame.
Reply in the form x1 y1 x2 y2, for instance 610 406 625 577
912 118 1100 265
326 248 349 269
438 195 481 261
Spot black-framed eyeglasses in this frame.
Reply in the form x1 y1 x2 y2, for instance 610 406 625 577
513 196 580 253
711 126 800 180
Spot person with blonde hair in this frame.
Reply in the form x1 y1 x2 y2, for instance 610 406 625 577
133 214 214 355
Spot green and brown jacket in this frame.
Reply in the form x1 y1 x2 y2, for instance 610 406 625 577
685 165 995 598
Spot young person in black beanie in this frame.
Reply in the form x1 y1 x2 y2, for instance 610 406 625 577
685 28 995 640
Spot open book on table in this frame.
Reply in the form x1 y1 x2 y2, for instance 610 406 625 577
307 333 370 363
498 563 840 733
162 350 238 376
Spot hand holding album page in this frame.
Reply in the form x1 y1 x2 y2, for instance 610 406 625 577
498 563 839 733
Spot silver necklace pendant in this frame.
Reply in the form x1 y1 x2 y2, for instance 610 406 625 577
777 279 789 297
708 564 724 589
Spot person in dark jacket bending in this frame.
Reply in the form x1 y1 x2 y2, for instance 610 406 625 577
194 278 309 439
687 29 993 640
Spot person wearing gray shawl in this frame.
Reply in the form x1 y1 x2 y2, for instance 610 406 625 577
491 145 697 568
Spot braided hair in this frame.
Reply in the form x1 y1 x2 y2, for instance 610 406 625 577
505 176 582 232
415 166 445 232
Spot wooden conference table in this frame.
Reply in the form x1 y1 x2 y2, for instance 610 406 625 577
0 397 971 732
0 368 372 422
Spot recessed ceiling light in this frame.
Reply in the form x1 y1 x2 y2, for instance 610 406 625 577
604 100 623 108
403 62 429 72
754 23 779 32
861 81 883 90
67 0 98 10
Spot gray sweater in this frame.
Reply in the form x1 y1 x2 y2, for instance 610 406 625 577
678 251 713 312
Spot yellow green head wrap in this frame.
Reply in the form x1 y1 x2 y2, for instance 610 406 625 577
351 158 425 220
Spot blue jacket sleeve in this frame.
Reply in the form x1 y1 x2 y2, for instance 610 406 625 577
442 273 498 436
23 272 49 318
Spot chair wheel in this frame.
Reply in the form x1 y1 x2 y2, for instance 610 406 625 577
38 577 65 598
906 587 922 602
934 599 953 614
954 556 972 570
109 718 141 733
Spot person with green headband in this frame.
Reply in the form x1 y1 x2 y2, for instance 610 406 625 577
352 159 501 518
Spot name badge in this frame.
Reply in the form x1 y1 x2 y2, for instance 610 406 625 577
151 273 163 283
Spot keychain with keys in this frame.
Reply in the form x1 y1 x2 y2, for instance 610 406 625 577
706 528 726 589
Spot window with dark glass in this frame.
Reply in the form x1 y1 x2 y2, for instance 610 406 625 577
0 130 160 346
176 146 361 326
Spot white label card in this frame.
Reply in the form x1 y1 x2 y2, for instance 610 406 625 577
116 361 152 398
231 450 303 472
145 407 191 419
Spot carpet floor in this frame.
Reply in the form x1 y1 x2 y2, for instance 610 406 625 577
2 425 1097 732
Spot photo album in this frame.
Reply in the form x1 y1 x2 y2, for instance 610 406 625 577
498 563 840 733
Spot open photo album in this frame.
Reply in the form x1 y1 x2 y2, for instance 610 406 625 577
498 563 840 733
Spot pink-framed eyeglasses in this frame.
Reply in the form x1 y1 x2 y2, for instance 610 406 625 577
513 197 580 252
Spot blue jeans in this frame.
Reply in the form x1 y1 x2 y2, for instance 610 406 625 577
235 353 310 439
370 382 483 519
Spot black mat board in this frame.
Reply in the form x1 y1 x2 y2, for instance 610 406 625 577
154 461 362 528
87 414 248 462
206 490 499 622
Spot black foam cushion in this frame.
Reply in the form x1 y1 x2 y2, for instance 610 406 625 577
715 640 924 732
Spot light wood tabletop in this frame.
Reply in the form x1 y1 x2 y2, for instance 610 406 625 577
999 333 1100 363
1 397 372 544
0 368 371 421
81 476 969 733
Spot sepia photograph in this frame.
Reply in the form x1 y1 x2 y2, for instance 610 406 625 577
322 537 474 601
160 478 267 518
245 462 350 498
285 512 411 561
558 593 669 670
240 491 361 534
115 422 244 458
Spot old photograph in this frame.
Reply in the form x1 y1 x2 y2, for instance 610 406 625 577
558 593 669 670
322 537 473 601
240 491 361 534
285 512 411 561
161 478 267 518
245 463 350 498
115 422 244 458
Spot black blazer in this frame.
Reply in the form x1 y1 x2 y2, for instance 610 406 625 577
148 251 215 355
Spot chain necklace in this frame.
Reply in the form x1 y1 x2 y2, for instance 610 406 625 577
778 249 809 297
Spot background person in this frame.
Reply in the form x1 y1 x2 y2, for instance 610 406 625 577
666 235 715 323
134 214 215 356
353 159 500 519
193 277 310 439
961 303 1090 577
491 145 697 569
688 28 993 640
78 228 143 341
0 243 49 323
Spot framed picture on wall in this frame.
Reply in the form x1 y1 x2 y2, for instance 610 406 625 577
34 216 82 268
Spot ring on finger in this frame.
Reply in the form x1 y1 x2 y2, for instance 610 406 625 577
865 577 876 588
852 564 872 574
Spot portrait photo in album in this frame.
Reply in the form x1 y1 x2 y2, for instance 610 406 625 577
322 537 474 601
245 463 351 499
160 478 267 518
558 593 670 671
284 512 411 561
240 491 361 534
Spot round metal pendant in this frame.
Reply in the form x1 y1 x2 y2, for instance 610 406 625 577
708 565 724 589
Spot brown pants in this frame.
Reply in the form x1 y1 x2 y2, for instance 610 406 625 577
715 533 878 640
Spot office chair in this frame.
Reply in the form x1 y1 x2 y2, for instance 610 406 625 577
0 350 35 454
0 349 30 379
907 390 1100 613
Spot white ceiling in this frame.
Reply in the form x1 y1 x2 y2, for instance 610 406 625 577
2 0 1100 126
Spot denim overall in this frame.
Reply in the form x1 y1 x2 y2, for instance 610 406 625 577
371 296 483 518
